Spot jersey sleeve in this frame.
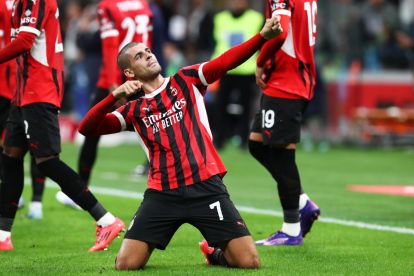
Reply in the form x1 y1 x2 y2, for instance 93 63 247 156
18 0 48 36
176 64 208 94
113 102 135 131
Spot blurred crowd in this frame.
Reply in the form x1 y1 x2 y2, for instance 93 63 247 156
318 0 414 72
55 0 414 149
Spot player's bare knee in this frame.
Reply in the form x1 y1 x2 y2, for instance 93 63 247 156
236 252 260 269
115 256 145 270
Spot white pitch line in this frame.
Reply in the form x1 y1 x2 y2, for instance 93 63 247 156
24 178 414 236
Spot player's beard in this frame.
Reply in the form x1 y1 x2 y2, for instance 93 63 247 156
142 64 162 81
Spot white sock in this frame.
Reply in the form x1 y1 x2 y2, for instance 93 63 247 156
29 201 42 210
282 222 301 237
0 230 11 242
299 193 310 210
96 212 116 227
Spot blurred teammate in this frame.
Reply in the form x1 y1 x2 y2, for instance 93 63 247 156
79 0 153 183
248 0 320 246
78 14 283 270
0 0 46 220
0 0 124 252
55 0 155 207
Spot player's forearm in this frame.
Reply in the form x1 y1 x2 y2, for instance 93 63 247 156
0 32 35 63
79 93 121 136
202 33 266 84
256 15 289 67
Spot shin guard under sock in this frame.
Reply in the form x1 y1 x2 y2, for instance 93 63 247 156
0 154 24 219
269 148 302 222
30 157 45 202
37 158 105 218
248 140 272 171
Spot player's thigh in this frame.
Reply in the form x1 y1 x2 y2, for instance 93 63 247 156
224 235 260 268
3 104 29 155
116 239 153 270
21 103 61 158
0 96 11 134
124 189 184 250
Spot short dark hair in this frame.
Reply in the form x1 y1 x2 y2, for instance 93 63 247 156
117 42 140 71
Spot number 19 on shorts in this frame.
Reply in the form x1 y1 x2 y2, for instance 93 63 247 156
262 109 275 129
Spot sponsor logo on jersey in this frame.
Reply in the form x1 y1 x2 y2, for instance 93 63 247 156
272 1 287 10
21 16 37 24
142 98 186 133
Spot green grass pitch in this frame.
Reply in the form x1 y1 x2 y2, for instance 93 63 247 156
1 143 413 275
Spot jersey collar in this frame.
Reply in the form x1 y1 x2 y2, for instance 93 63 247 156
144 77 170 99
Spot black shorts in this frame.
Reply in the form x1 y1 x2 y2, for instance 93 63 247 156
124 175 250 250
0 96 11 131
251 94 309 146
4 103 61 157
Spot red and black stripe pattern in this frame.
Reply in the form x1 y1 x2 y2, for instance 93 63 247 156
115 65 226 191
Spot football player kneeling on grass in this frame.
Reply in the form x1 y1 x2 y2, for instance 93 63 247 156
79 15 283 269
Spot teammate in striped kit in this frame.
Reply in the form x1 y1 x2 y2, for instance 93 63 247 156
0 0 124 252
74 0 153 196
0 0 47 220
79 15 283 270
249 0 321 246
58 0 154 209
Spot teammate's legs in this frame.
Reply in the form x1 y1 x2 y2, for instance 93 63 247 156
27 156 46 219
77 87 108 185
0 105 29 249
0 95 11 183
1 103 124 251
78 136 100 184
248 96 318 243
30 156 46 202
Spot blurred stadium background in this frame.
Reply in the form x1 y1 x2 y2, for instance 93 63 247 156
5 0 414 274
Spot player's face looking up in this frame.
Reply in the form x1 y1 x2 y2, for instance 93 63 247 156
123 43 161 81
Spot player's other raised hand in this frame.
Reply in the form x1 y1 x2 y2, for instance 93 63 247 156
260 15 283 40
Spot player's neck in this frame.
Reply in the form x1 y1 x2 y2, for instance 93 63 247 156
142 74 165 94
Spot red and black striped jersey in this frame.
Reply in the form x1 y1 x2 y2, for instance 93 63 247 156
96 0 153 89
262 0 317 100
11 0 64 107
113 64 226 191
0 0 16 100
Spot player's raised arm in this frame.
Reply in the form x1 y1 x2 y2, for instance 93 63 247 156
0 32 36 63
201 15 283 85
79 81 142 136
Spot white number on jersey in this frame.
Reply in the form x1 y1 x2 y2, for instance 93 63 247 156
304 1 317 46
120 14 150 50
